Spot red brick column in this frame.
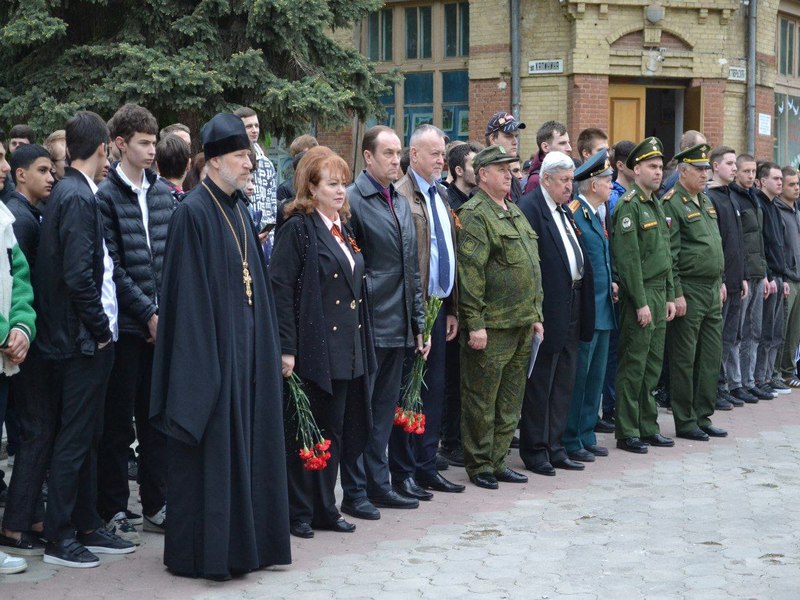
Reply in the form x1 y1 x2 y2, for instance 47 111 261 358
690 78 725 147
755 84 775 161
469 78 511 142
317 127 356 170
567 74 609 142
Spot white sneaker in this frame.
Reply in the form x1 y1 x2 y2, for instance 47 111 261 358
0 550 27 574
105 512 141 545
143 504 166 534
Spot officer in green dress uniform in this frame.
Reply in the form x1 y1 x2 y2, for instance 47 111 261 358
563 150 616 461
662 143 727 441
611 137 677 454
456 145 544 490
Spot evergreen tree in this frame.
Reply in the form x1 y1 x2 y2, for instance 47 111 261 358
0 0 390 141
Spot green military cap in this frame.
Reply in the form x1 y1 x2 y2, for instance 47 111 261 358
472 144 519 170
625 136 664 170
673 143 711 168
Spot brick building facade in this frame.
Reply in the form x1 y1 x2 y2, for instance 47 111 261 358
320 0 800 169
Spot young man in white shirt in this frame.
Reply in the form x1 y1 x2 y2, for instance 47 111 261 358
95 105 175 544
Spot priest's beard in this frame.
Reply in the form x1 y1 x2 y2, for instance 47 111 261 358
218 161 247 192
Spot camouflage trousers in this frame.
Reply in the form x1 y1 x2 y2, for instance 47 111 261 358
460 325 532 478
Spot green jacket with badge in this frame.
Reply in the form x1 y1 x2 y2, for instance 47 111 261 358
661 181 725 297
611 183 674 308
457 189 543 331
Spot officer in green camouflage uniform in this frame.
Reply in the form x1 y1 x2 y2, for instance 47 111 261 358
662 143 727 441
611 137 677 454
457 145 544 489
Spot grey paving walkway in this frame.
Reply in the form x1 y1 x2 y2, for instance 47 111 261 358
202 427 800 600
4 399 800 599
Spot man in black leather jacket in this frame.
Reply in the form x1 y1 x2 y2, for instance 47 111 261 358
341 125 428 521
95 104 175 541
36 111 135 567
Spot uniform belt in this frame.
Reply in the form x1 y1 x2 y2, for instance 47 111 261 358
571 279 583 290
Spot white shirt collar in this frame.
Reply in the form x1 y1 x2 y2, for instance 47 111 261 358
80 170 99 195
115 164 150 193
410 167 436 193
316 209 342 232
542 186 560 214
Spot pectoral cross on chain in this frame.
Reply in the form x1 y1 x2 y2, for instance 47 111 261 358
243 261 253 306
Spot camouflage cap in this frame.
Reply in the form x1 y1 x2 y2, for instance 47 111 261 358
485 112 526 136
673 143 711 168
625 136 664 170
472 145 519 170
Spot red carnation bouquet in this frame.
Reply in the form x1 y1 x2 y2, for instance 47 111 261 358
287 373 331 470
394 296 443 435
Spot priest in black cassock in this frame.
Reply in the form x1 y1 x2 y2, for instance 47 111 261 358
150 113 291 580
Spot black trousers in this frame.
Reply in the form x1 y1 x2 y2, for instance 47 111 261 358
389 307 447 480
44 346 115 542
286 377 366 526
520 288 581 467
341 346 405 501
2 349 58 531
440 336 462 451
97 334 166 519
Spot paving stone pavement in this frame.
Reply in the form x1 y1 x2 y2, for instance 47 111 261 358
4 397 800 599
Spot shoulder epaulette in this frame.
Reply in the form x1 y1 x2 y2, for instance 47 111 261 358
568 199 581 214
621 189 636 203
662 189 675 201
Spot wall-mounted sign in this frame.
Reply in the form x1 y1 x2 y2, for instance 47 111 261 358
528 59 564 75
759 113 772 136
728 66 746 82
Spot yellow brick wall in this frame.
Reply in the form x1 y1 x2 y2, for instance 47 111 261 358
468 0 512 81
512 0 768 149
326 0 788 161
723 82 747 153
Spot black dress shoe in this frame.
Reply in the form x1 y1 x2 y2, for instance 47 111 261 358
416 471 465 493
701 425 728 438
616 437 648 454
676 428 709 441
585 444 609 457
341 497 381 520
313 517 355 533
594 419 615 434
470 473 498 489
642 433 675 447
528 461 556 476
510 435 520 449
567 448 596 463
369 490 419 509
290 522 314 539
552 458 586 470
494 467 528 483
393 478 433 501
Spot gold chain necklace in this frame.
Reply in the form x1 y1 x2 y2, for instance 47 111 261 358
202 182 253 306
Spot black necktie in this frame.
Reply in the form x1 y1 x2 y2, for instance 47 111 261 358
558 206 584 277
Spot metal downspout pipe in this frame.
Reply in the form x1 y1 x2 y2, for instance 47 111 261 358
746 0 757 156
510 0 521 120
